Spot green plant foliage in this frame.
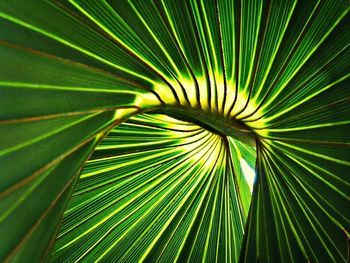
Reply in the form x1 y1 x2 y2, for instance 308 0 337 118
52 114 254 262
0 0 349 262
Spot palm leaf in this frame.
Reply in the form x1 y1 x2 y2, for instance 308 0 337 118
0 0 349 262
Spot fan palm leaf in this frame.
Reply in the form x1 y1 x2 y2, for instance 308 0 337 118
0 0 349 262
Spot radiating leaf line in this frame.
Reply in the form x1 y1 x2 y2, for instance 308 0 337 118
0 11 155 84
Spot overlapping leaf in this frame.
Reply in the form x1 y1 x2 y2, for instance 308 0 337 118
52 114 253 262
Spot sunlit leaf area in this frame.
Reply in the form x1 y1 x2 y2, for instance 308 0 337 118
0 0 349 262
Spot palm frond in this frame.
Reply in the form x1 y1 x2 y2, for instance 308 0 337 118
0 0 349 262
